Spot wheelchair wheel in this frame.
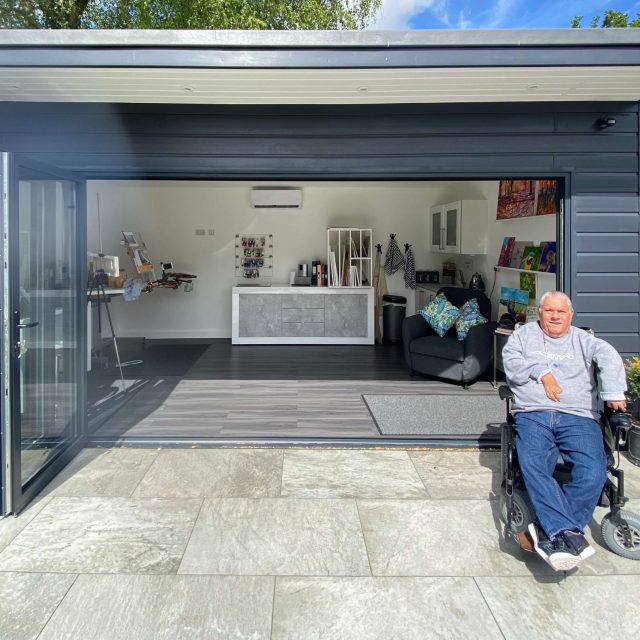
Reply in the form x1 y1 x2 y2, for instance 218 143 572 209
601 511 640 560
499 489 535 533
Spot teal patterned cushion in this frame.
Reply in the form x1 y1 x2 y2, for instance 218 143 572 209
455 297 488 340
419 293 460 337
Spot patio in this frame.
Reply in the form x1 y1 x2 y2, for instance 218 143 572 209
0 446 639 639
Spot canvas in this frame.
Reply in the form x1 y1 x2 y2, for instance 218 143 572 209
497 180 535 219
497 236 516 266
520 245 542 271
498 286 529 324
519 272 537 300
536 179 560 216
539 241 557 273
509 240 532 269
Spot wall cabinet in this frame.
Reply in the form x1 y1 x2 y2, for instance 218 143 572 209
429 200 487 255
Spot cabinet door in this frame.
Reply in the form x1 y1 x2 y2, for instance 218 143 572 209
430 205 444 252
443 201 462 253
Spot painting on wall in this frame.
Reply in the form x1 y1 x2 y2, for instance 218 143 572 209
496 180 536 219
536 180 560 216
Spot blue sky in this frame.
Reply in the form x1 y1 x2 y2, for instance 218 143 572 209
371 0 640 29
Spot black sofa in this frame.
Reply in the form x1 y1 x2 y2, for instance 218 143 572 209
402 286 498 386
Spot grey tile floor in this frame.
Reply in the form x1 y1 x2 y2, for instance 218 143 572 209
1 447 639 639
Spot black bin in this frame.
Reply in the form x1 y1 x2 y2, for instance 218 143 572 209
382 294 407 343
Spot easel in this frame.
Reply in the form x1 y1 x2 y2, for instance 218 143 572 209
87 267 125 388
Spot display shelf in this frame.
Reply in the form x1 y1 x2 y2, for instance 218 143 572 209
495 266 555 276
235 234 273 280
327 228 372 287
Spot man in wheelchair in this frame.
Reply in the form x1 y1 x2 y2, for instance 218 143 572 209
502 291 627 571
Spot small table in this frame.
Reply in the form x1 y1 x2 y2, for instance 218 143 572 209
493 327 513 388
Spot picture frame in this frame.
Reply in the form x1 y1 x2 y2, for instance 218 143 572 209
520 245 542 271
122 231 138 246
538 241 557 273
497 236 516 266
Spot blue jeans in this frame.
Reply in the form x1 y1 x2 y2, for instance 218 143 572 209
514 410 607 539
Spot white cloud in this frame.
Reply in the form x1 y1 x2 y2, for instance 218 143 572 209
481 0 517 28
370 0 440 29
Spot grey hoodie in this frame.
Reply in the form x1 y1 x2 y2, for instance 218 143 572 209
502 322 627 419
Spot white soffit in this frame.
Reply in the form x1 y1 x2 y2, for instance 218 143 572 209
0 66 639 103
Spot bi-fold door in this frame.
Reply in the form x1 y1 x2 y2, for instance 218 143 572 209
1 153 86 514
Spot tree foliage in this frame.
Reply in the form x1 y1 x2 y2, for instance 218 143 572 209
0 0 382 29
572 9 640 28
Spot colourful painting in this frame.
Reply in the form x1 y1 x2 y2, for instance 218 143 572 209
497 180 535 219
520 246 542 271
497 236 516 266
536 180 560 216
498 287 529 324
519 272 537 300
509 240 532 269
538 241 557 273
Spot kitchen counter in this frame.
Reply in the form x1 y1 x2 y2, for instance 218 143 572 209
231 286 374 344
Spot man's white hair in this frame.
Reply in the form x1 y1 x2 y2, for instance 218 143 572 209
539 291 573 311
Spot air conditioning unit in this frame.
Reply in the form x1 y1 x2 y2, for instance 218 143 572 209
250 188 302 209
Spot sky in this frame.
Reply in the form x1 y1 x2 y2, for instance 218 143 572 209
371 0 640 29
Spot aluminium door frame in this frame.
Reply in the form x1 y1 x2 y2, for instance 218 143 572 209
1 153 88 515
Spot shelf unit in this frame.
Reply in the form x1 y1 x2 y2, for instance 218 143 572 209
495 266 555 276
235 234 273 281
327 228 372 287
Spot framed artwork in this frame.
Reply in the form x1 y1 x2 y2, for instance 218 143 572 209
538 241 557 273
497 236 516 266
520 246 542 271
519 272 537 300
509 240 532 269
498 287 529 324
536 180 560 216
497 180 535 219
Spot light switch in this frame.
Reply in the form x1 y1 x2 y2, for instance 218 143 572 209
195 229 205 236
208 229 215 236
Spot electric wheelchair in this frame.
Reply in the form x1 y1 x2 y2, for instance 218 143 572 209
499 384 640 560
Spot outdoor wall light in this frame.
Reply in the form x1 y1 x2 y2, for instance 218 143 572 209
597 117 616 129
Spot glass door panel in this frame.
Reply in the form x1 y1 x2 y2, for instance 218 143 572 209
2 154 85 513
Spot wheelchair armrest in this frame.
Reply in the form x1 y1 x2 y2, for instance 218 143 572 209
499 385 514 401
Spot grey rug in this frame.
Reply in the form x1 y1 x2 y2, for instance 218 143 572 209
362 393 506 436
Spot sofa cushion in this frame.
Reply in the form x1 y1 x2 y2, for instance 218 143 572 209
409 335 465 362
419 293 460 337
455 298 488 340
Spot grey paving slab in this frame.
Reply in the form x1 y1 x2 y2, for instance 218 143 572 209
272 577 504 640
178 498 370 576
0 497 202 574
0 496 51 554
409 450 501 499
476 575 640 638
132 449 283 498
281 450 427 498
357 499 555 577
37 574 274 640
40 448 159 497
0 572 76 640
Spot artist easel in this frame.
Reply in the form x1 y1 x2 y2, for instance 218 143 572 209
87 267 125 388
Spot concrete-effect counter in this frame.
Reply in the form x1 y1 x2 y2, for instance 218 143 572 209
231 286 374 344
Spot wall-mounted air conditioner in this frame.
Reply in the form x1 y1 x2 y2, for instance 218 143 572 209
250 187 302 209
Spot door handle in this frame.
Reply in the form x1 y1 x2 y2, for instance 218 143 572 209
17 320 39 329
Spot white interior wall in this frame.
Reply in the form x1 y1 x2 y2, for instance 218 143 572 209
86 178 557 337
87 180 433 338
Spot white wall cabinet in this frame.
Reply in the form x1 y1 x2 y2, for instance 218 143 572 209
429 200 487 255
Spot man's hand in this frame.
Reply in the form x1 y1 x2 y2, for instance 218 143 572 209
541 372 563 402
606 400 627 411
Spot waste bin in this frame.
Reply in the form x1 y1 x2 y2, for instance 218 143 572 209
382 294 407 343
